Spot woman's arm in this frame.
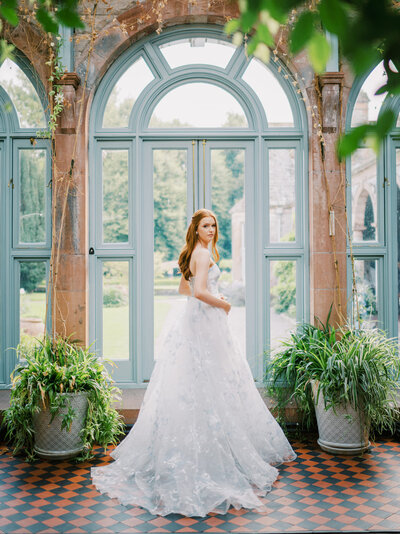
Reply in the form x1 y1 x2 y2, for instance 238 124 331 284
193 250 230 311
178 274 191 296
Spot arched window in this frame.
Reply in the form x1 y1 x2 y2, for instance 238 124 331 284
347 61 400 337
148 82 249 128
0 54 50 385
90 26 308 384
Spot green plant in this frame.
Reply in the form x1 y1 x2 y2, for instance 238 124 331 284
271 260 296 317
36 36 66 140
225 0 400 157
266 308 400 438
20 262 46 293
270 232 296 317
265 315 334 430
3 334 125 462
356 277 378 319
103 287 127 308
219 258 232 272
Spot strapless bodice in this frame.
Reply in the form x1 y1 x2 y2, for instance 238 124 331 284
189 263 221 296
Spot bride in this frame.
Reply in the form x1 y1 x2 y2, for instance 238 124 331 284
91 208 297 517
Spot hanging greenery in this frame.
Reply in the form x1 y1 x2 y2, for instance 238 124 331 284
224 0 400 158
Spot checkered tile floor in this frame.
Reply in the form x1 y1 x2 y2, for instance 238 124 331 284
0 434 399 533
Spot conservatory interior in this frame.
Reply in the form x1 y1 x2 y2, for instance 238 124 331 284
0 0 400 531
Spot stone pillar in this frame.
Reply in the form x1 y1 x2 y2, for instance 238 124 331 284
309 72 347 327
53 73 88 344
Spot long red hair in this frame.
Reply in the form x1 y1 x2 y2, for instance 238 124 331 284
178 209 220 280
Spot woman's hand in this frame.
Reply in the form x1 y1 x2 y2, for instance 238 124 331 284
222 299 231 315
218 293 231 314
192 250 232 312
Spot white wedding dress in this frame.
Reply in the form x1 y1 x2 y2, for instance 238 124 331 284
91 262 297 517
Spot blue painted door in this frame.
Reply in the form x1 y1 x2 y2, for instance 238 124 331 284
140 139 259 383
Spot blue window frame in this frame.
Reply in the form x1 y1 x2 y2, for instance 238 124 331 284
346 63 400 340
89 25 309 386
0 52 50 387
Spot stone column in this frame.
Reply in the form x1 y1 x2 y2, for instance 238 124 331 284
52 73 88 344
309 72 347 327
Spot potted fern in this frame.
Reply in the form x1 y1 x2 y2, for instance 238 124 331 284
266 313 400 455
3 335 125 462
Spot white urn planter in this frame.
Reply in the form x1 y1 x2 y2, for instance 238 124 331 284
311 381 370 455
33 392 89 460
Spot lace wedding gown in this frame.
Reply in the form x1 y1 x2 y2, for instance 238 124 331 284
91 262 297 517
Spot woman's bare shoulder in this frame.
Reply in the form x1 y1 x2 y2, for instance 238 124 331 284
190 247 210 276
191 247 210 260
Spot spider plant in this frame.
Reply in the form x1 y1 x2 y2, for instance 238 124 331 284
3 334 125 462
266 309 400 438
265 312 336 430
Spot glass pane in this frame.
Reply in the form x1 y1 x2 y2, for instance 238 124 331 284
19 149 47 244
396 149 400 346
102 261 129 360
153 149 187 361
270 260 297 349
102 150 129 243
149 83 248 128
269 149 296 242
103 57 154 128
159 38 235 69
352 61 387 127
0 59 45 128
242 58 294 127
354 259 378 329
211 148 246 356
351 148 377 241
20 261 46 349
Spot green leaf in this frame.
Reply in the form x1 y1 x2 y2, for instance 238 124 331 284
307 31 331 74
376 70 400 96
374 83 389 96
0 6 19 25
56 9 85 29
257 23 275 48
349 46 380 77
290 11 316 55
0 40 15 63
1 0 18 8
336 125 369 160
376 109 396 137
35 8 58 34
260 0 287 24
224 18 241 35
365 131 381 154
246 36 259 56
240 10 258 33
319 0 348 37
253 42 271 63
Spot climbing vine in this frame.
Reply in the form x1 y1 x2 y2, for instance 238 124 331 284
37 36 66 140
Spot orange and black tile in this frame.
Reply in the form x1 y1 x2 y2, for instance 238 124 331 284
0 435 399 533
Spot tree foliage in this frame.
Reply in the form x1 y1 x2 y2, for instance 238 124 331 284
2 0 399 157
225 0 400 158
1 67 45 128
0 0 83 34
